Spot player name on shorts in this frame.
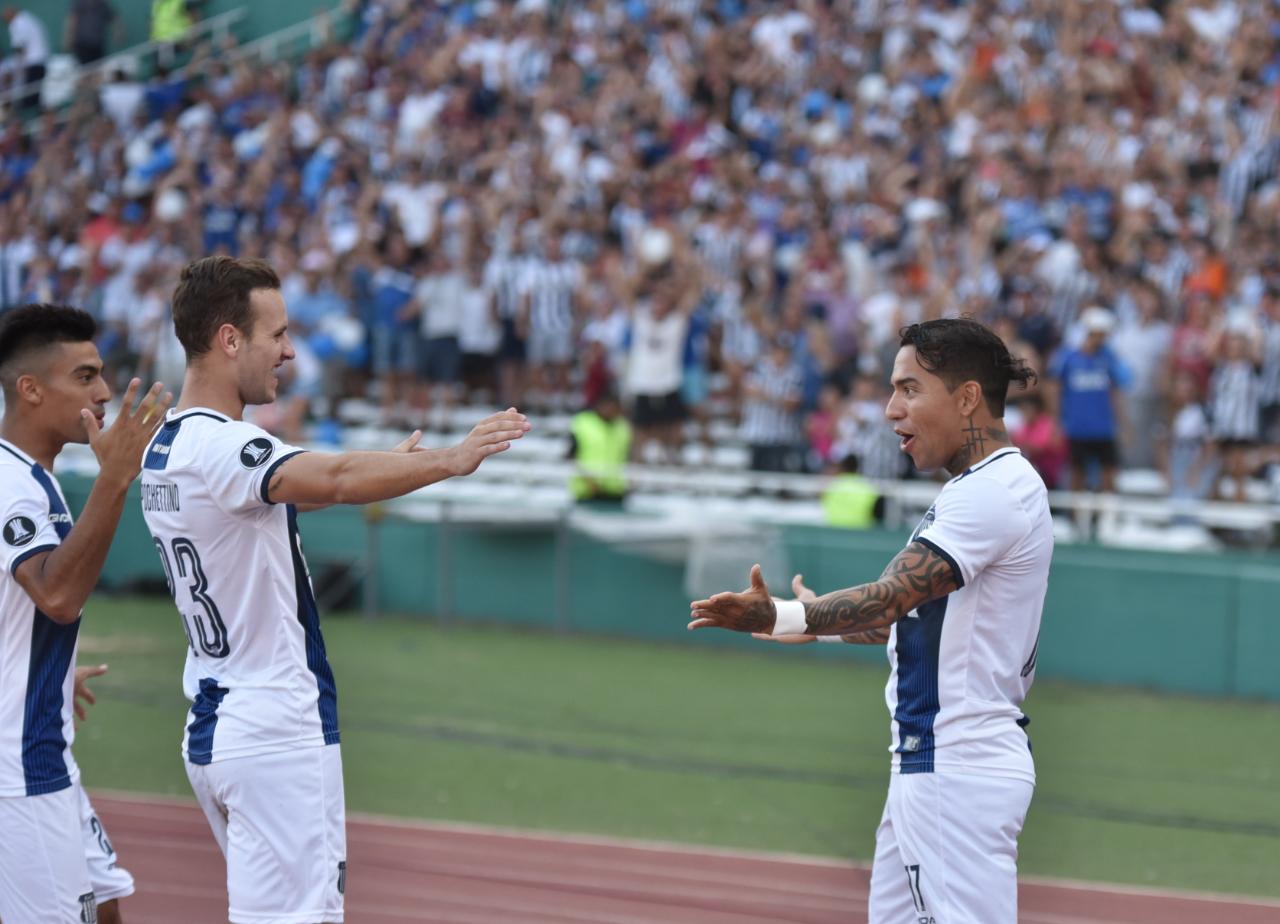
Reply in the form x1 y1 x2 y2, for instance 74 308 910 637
140 482 181 513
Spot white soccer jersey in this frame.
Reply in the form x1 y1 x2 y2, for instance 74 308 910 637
886 446 1052 784
139 409 339 765
0 439 81 797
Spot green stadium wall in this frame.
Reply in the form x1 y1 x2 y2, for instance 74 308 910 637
61 476 1280 702
11 0 330 63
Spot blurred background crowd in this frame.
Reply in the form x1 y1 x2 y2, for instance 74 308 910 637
4 0 1280 503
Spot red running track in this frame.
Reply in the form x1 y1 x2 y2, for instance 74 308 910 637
93 792 1280 924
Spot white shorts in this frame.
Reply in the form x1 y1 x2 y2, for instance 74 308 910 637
868 772 1034 924
78 786 135 905
0 783 96 923
187 745 346 924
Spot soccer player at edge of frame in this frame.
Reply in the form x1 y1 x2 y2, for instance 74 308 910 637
0 303 172 924
137 255 529 924
688 318 1053 924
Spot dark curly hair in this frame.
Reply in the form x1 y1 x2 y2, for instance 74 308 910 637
899 318 1036 417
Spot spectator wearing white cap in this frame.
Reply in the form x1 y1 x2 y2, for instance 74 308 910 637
1048 306 1131 492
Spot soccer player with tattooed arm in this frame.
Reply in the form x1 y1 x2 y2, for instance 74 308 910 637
689 319 1053 924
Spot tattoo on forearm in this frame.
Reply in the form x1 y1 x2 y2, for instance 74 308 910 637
802 542 959 635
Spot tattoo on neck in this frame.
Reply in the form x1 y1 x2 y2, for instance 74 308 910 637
948 420 986 473
948 423 1014 474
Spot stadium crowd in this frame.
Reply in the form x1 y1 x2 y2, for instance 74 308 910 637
4 0 1280 502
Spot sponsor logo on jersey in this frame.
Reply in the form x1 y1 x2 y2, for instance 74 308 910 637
910 506 936 542
78 891 97 923
902 735 921 752
151 443 171 455
2 515 36 547
239 437 275 469
50 512 72 525
337 860 347 895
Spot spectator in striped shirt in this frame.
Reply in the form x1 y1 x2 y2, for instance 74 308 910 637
1256 286 1280 444
1208 327 1263 503
741 340 805 473
520 233 581 412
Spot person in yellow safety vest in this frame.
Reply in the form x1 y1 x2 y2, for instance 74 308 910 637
568 391 632 503
821 454 884 528
151 0 192 44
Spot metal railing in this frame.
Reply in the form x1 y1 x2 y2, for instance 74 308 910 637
216 5 346 70
2 7 248 116
379 452 1280 549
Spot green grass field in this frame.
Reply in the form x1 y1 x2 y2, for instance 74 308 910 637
73 596 1280 898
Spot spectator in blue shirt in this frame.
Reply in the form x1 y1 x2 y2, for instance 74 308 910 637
202 184 241 255
368 233 419 425
1050 307 1131 492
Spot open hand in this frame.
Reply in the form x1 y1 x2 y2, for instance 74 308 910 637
85 379 171 487
448 408 530 476
688 563 777 633
73 664 108 723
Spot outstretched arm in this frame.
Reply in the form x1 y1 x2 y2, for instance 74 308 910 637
750 575 892 645
293 429 433 513
799 542 959 635
688 541 959 636
267 409 530 506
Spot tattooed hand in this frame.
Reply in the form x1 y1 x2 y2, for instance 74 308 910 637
688 563 777 633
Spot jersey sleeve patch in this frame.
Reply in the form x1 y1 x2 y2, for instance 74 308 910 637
198 423 305 516
239 438 276 469
0 488 62 576
3 515 38 547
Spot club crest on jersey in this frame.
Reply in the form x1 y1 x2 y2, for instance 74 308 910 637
910 506 936 542
78 891 97 923
239 438 275 469
2 515 36 547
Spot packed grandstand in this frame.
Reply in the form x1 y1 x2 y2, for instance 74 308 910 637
3 0 1280 513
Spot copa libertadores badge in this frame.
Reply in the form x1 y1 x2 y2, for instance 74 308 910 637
239 437 275 469
3 515 37 547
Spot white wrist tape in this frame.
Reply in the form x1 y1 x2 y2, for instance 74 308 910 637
771 599 808 636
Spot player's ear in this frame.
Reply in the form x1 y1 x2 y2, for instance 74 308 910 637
13 372 43 406
958 380 983 417
216 322 241 357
